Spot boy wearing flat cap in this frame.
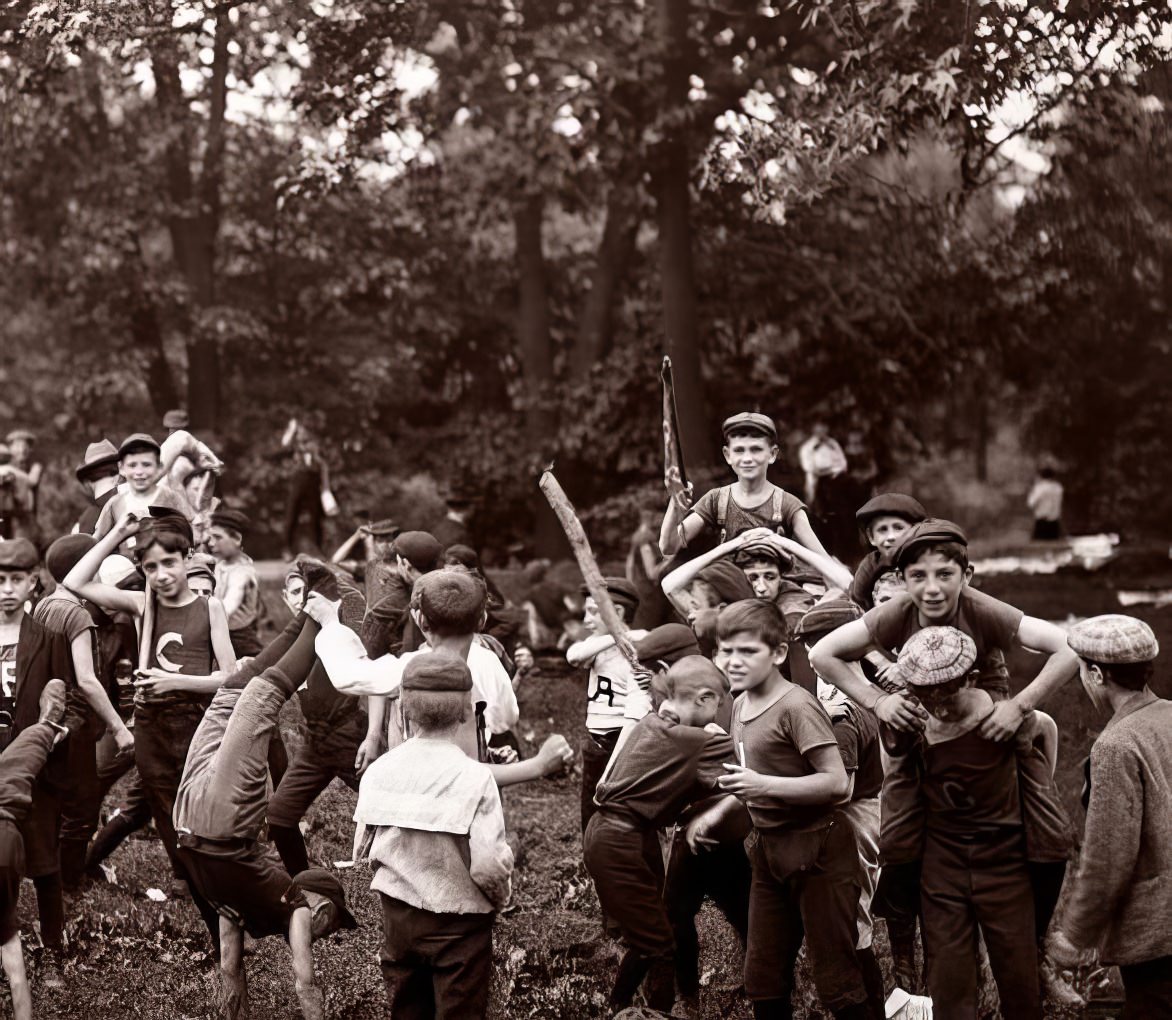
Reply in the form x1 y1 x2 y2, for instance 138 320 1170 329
207 508 262 657
1049 615 1172 1018
848 493 927 611
887 626 1069 1020
172 612 358 1020
353 653 513 1019
658 412 833 575
565 576 648 833
585 656 737 1016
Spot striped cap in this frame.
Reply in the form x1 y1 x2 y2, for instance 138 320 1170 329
1067 615 1158 664
898 626 977 687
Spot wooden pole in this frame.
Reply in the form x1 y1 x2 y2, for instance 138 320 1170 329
538 469 639 669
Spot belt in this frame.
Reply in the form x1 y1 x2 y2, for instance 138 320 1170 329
176 831 256 854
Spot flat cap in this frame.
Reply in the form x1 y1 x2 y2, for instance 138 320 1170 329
210 508 251 535
733 539 794 574
76 439 121 481
186 553 217 585
721 411 777 442
579 576 641 613
634 624 701 667
793 596 862 641
393 531 444 573
1067 615 1159 664
6 429 34 444
162 409 190 430
401 652 474 692
287 869 358 931
45 534 96 583
855 493 927 528
365 518 400 538
0 538 38 571
118 432 161 458
891 518 968 569
898 626 977 687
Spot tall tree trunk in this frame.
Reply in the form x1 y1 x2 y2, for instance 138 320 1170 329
513 191 565 556
570 183 640 379
652 0 709 466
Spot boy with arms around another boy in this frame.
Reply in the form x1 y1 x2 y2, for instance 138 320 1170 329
695 600 873 1020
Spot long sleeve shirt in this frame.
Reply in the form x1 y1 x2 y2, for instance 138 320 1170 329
355 737 513 913
315 618 519 737
1064 693 1172 965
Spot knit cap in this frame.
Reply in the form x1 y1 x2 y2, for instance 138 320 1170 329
898 626 977 687
1067 615 1159 664
401 652 474 692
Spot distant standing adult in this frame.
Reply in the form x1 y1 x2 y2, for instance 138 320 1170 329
431 482 476 552
281 420 326 559
74 440 122 536
1027 466 1064 541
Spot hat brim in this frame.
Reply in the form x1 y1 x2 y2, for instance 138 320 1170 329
76 455 121 482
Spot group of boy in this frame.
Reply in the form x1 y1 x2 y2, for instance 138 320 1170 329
569 409 1171 1020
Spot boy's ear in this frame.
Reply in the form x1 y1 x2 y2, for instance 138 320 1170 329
963 564 975 585
768 444 779 463
772 641 789 666
721 444 733 465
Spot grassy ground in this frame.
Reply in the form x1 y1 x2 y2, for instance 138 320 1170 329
12 555 1172 1018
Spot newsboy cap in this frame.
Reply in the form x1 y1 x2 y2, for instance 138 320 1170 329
401 653 474 693
1067 615 1159 665
721 411 777 442
898 626 977 687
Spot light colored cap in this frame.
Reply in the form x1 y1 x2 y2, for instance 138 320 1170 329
898 626 977 687
98 554 139 588
1067 615 1158 664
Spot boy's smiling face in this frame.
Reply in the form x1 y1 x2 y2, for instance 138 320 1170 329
902 550 972 622
866 514 912 554
722 434 778 485
120 451 160 494
718 629 786 694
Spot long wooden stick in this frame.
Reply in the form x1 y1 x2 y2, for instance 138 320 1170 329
539 469 639 669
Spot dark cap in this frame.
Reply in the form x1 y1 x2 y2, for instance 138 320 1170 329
76 439 121 482
287 869 358 931
162 409 190 430
401 652 474 692
733 539 794 574
118 432 161 458
210 508 250 536
135 506 194 552
45 534 97 583
696 560 755 604
721 411 777 442
393 531 444 573
579 576 641 615
792 596 862 641
185 553 216 585
634 624 701 668
0 538 39 572
891 518 968 569
855 493 928 529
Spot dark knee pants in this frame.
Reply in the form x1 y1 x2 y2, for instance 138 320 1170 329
1120 956 1172 1020
580 729 619 834
379 894 494 1020
920 829 1041 1020
58 731 101 886
283 469 323 550
745 816 867 1012
665 826 751 999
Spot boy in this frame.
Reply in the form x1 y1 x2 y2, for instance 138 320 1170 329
93 434 167 546
0 538 73 987
331 518 401 605
173 610 358 1020
0 679 69 1020
564 577 647 832
585 656 736 1014
353 653 512 1018
3 430 41 544
360 530 444 663
658 412 831 567
1049 615 1172 1017
848 494 926 611
35 535 134 890
889 627 1048 1020
73 439 122 536
699 599 872 1020
207 508 262 656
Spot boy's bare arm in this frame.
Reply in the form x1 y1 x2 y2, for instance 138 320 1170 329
565 633 614 667
980 614 1079 740
289 910 325 1020
766 533 852 590
356 697 388 775
1 932 31 1020
789 510 832 560
208 597 239 675
69 633 133 753
718 743 850 804
63 513 145 617
659 498 704 558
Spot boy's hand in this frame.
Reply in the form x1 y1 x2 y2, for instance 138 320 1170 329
354 734 385 776
133 672 184 697
112 724 135 757
738 527 776 545
535 734 574 775
875 692 928 731
979 698 1027 741
303 592 339 626
684 813 721 854
717 763 773 800
113 511 142 539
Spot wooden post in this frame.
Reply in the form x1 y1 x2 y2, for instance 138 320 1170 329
538 469 639 668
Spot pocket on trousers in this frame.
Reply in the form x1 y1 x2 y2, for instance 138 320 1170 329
759 823 833 883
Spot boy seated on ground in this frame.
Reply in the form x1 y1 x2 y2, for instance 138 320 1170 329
885 627 1056 1020
172 610 358 1020
658 412 833 576
0 679 68 1020
584 656 736 1016
564 577 648 832
691 600 876 1020
352 654 513 1019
